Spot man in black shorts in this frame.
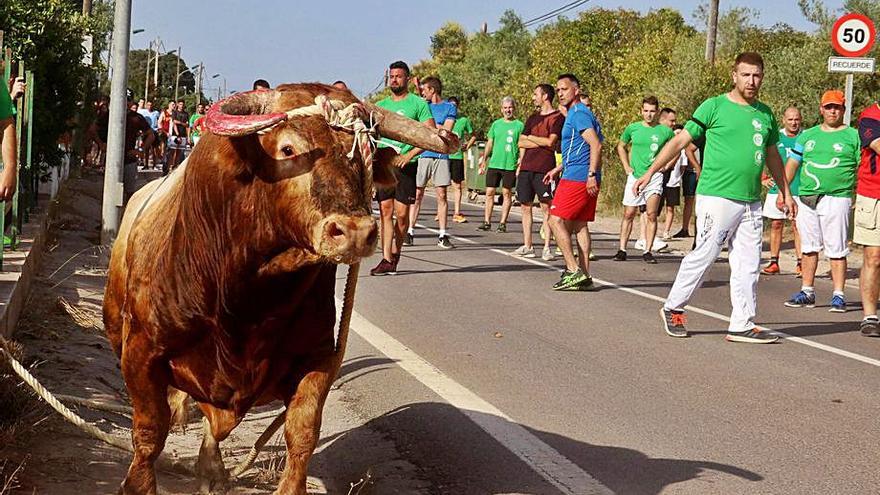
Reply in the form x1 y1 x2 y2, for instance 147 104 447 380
447 96 476 223
513 83 564 260
657 107 680 239
477 97 524 232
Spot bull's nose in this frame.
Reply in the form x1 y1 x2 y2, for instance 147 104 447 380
321 215 378 260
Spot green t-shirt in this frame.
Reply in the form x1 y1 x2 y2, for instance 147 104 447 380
795 125 860 197
487 118 524 170
450 116 473 160
189 113 204 138
684 94 779 202
770 130 800 194
619 122 675 178
0 83 15 120
376 93 432 161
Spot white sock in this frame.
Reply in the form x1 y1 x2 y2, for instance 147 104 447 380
802 286 815 294
833 290 845 297
408 227 414 235
865 315 878 321
439 229 446 237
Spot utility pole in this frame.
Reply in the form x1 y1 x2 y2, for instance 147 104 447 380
173 46 181 101
83 0 92 15
195 62 203 107
705 0 719 64
101 0 132 244
144 40 152 102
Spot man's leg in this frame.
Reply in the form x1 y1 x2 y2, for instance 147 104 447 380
550 215 577 271
499 187 513 225
618 206 637 252
521 202 534 249
483 187 496 224
820 196 851 311
830 258 847 293
573 220 590 273
411 187 425 229
380 198 395 261
726 201 764 334
664 205 675 238
436 185 449 232
792 220 803 275
539 202 552 252
644 193 662 256
453 180 463 217
394 200 410 253
860 247 880 326
681 195 695 235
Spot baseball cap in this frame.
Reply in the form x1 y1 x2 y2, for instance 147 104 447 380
820 90 845 106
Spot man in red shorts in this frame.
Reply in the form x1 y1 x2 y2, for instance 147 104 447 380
544 74 604 290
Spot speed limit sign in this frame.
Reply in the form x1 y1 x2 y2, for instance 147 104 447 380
831 13 876 57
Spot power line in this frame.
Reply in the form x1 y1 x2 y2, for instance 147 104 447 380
523 0 591 27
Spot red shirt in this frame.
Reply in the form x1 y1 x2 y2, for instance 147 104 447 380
857 103 880 199
520 110 564 173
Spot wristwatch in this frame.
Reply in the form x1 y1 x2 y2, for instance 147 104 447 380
587 171 597 178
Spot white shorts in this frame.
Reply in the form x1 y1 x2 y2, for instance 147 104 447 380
622 173 663 207
762 192 787 220
796 195 851 258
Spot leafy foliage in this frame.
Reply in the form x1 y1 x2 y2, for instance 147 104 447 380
126 49 206 109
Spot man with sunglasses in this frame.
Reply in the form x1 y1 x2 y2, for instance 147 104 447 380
782 90 859 313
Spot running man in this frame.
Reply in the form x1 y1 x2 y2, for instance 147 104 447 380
410 76 456 249
448 96 476 223
614 96 674 264
513 83 564 260
762 106 803 275
477 97 524 233
635 52 795 343
544 73 603 290
370 61 435 276
782 90 857 313
854 95 880 336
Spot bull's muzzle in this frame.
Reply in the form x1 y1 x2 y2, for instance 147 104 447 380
316 214 378 263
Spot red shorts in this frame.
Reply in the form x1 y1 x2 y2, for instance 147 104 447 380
550 178 598 222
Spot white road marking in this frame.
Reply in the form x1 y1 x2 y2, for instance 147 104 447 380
339 300 614 495
414 222 880 369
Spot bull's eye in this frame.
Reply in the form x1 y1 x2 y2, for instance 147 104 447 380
281 145 295 157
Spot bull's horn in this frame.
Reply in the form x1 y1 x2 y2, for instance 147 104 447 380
205 90 287 137
364 102 460 156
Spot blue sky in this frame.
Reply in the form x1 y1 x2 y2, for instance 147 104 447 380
130 0 846 98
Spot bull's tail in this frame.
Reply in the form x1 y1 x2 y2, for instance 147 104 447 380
167 387 191 431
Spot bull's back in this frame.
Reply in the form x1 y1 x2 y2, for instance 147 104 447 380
103 163 187 357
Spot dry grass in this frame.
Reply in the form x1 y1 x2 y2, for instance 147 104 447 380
0 340 45 495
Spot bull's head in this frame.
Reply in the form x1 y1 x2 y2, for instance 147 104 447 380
204 84 458 265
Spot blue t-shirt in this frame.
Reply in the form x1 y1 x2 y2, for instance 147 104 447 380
421 100 457 159
560 102 603 181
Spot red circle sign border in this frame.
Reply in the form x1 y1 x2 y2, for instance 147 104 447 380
831 13 876 57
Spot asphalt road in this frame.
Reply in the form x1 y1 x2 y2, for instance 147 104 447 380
334 195 879 495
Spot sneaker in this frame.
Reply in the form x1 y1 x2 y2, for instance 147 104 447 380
829 294 846 313
725 328 779 344
653 239 669 252
496 223 507 233
634 239 646 251
437 235 455 249
642 252 657 264
452 214 468 223
795 263 802 278
784 290 816 308
370 258 397 276
612 250 627 261
512 245 535 257
660 308 688 338
403 232 414 246
552 269 588 290
572 274 595 291
476 222 491 232
860 318 880 337
662 231 672 240
541 247 555 261
588 251 596 261
671 230 690 239
761 261 780 275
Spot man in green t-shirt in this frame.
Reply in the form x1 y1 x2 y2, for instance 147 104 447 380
634 52 795 344
614 96 675 264
761 106 803 276
188 103 206 146
370 61 436 276
448 96 476 223
476 97 524 233
782 90 859 313
0 80 18 201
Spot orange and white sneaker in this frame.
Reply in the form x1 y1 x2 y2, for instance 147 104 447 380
761 261 780 275
452 214 468 223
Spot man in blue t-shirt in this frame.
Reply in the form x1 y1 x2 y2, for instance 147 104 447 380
412 76 457 248
544 73 603 291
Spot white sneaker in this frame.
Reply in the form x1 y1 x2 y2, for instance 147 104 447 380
542 247 555 261
653 239 669 252
634 238 646 251
512 245 535 258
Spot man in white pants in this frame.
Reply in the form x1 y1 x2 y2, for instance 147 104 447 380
633 52 796 343
782 90 859 313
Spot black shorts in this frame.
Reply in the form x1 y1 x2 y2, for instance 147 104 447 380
375 161 418 205
516 170 552 203
660 186 680 207
450 158 465 183
486 168 516 189
682 169 698 197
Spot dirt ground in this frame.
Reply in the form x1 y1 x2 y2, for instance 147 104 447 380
0 169 428 495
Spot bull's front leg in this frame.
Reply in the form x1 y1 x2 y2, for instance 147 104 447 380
119 339 172 495
274 363 336 495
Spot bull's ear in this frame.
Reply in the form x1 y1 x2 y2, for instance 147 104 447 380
372 147 399 189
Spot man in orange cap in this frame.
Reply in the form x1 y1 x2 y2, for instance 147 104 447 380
782 90 859 313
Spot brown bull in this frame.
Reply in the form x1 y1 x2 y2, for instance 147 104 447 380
103 83 458 494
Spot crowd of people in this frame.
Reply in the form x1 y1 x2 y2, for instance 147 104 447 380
367 53 880 344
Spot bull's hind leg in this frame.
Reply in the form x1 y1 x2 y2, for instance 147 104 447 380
119 341 172 494
274 363 336 495
196 404 240 494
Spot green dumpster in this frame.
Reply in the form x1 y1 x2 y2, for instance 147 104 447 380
465 142 487 194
